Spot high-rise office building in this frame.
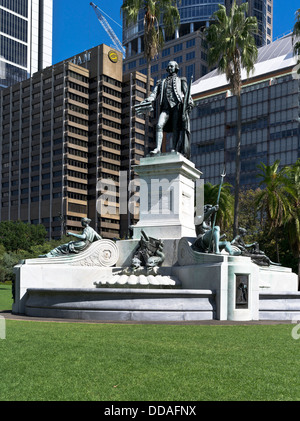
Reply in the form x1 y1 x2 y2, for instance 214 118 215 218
122 0 273 83
0 44 149 239
0 0 53 89
120 71 153 237
190 34 299 189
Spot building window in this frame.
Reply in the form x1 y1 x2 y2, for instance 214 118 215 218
186 39 195 48
174 43 182 53
174 56 182 63
185 64 195 81
186 51 195 61
0 0 29 17
0 9 28 42
201 51 207 61
0 35 27 67
128 60 136 70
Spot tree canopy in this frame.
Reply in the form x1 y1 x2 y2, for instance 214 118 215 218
0 220 47 252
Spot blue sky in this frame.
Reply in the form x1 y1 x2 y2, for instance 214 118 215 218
52 0 300 65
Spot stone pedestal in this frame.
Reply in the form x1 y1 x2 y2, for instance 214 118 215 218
12 239 119 315
132 152 201 239
176 238 260 321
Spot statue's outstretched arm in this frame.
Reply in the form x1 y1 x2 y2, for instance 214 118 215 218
144 82 160 102
67 232 86 240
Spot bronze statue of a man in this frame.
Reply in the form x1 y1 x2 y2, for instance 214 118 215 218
137 61 194 159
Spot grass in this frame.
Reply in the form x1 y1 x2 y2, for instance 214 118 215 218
1 284 299 401
0 284 13 312
0 319 300 401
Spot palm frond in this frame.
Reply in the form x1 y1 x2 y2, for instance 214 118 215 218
122 0 180 62
205 1 258 91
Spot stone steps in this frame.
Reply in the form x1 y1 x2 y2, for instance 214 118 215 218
259 291 300 320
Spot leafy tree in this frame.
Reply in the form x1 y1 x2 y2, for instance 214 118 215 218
254 160 300 278
255 161 294 229
0 233 70 283
255 160 294 263
254 225 298 274
0 220 47 252
238 188 262 239
284 159 300 287
233 186 298 277
204 1 258 237
0 244 7 283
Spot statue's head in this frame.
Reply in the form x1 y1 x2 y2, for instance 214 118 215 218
204 204 213 213
166 61 179 74
238 227 247 236
81 217 91 226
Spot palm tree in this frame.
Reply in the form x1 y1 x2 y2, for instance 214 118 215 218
285 160 300 289
121 0 180 97
292 8 300 76
255 160 294 262
204 1 258 237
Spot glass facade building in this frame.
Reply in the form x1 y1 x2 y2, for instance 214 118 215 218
190 34 299 189
0 0 53 89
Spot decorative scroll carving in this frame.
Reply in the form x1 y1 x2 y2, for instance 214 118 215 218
76 239 119 267
24 239 119 267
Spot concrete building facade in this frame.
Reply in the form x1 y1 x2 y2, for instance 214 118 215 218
0 44 149 239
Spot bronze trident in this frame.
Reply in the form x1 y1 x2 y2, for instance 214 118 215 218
208 166 226 252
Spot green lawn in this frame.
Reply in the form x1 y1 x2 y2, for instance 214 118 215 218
0 284 13 312
1 284 299 401
0 318 299 401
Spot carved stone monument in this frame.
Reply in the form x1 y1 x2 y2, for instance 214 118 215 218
132 151 201 240
11 59 300 322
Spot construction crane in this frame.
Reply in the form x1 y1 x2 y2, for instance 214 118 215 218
90 2 125 58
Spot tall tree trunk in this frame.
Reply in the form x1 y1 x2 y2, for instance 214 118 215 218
146 59 151 98
144 59 151 154
233 93 242 237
